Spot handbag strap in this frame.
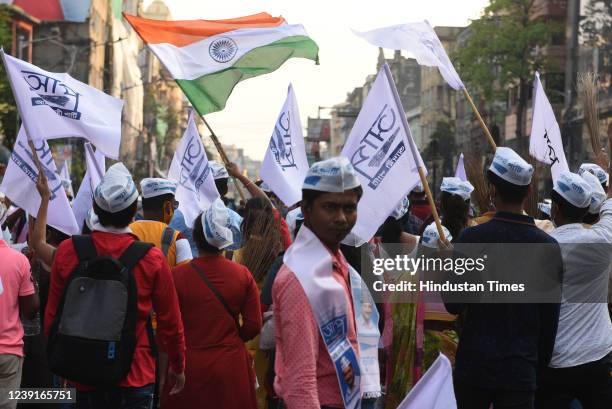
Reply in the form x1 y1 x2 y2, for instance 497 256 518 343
189 262 240 331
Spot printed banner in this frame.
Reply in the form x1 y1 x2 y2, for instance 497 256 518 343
1 51 123 159
0 127 79 235
349 266 381 398
260 84 309 206
168 110 219 227
341 64 424 243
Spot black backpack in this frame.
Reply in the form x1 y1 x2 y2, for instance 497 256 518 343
47 235 153 385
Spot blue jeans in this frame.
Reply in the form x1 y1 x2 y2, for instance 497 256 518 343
76 384 154 409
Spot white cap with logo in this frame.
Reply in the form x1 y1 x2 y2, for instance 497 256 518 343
302 156 361 193
489 147 534 186
94 163 139 212
202 198 238 249
578 163 609 187
579 170 606 214
440 177 474 201
421 222 452 249
209 161 229 180
390 197 410 220
140 178 177 199
538 202 552 217
553 170 593 209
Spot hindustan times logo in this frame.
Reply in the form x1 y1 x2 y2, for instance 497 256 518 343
372 254 487 276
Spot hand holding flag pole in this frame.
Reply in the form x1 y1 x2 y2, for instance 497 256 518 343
198 116 247 202
382 64 446 241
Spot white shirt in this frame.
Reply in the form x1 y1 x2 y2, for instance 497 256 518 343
549 199 612 368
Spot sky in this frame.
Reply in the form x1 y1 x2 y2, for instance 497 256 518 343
143 0 490 160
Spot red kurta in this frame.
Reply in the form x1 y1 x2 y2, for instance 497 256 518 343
162 255 262 409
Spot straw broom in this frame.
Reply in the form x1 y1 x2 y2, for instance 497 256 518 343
577 72 608 169
525 156 540 217
238 206 283 283
464 153 490 214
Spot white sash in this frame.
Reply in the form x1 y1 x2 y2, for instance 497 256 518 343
284 225 362 409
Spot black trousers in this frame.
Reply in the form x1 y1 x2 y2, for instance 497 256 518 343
535 351 612 409
454 379 535 409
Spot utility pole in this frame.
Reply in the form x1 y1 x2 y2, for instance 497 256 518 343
563 0 582 169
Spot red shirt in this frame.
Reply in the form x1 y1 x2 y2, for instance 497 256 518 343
44 231 186 388
273 250 359 409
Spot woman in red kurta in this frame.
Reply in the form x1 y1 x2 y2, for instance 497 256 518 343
161 206 262 409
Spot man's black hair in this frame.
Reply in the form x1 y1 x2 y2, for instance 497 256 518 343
551 190 590 222
192 212 222 254
301 186 364 207
215 178 228 197
93 200 137 228
142 193 174 212
487 170 530 205
583 212 598 224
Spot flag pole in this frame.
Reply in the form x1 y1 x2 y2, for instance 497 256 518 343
462 88 497 151
198 116 247 202
383 64 446 241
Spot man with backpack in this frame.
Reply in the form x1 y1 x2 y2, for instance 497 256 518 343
130 178 192 268
44 163 186 408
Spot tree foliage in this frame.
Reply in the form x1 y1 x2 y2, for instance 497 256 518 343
0 6 16 148
455 0 563 149
580 0 611 93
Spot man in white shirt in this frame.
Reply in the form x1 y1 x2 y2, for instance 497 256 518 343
535 171 612 409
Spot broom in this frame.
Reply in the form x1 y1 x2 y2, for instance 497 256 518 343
238 203 283 283
577 72 608 169
464 153 490 215
525 156 541 217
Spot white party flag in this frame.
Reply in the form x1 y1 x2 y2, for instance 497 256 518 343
455 153 467 181
168 111 219 227
353 21 464 90
58 161 74 198
397 354 457 409
0 127 79 235
341 64 424 243
529 72 569 181
1 50 124 159
260 84 309 206
72 143 106 231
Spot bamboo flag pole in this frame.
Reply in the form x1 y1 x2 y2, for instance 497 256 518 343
462 88 497 151
383 64 446 241
199 116 247 202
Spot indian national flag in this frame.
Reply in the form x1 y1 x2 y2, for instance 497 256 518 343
124 12 319 115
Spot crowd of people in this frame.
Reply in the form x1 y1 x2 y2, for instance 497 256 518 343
0 144 611 409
